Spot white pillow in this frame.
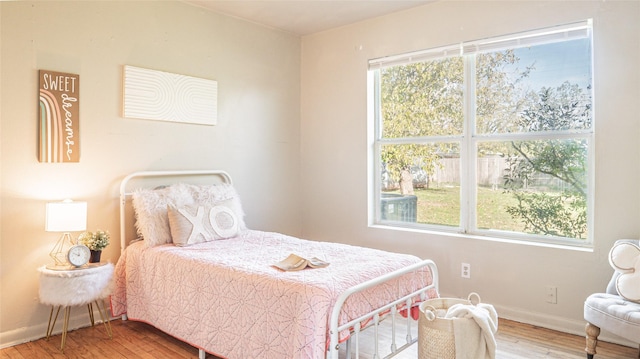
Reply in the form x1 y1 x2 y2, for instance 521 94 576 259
186 183 247 231
168 200 240 246
131 182 247 247
609 242 640 302
131 183 195 247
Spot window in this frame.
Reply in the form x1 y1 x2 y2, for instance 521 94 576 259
369 20 593 245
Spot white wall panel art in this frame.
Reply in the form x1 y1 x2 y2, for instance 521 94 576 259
123 65 217 125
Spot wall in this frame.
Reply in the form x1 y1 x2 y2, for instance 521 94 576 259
0 1 301 346
300 0 640 344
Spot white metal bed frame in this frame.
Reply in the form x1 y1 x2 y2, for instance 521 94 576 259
118 170 439 359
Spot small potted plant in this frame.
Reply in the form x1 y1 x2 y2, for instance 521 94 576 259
78 230 110 263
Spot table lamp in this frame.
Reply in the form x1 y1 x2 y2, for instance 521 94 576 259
45 199 87 267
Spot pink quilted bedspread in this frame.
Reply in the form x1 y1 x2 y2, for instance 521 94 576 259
110 230 436 359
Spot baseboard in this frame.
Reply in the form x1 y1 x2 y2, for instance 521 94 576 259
2 302 636 351
493 304 637 348
0 309 112 349
437 291 636 349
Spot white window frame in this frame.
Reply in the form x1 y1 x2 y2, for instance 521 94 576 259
368 20 594 247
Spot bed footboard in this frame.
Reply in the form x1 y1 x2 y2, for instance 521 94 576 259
327 259 438 359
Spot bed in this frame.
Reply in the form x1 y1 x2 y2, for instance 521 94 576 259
110 170 439 359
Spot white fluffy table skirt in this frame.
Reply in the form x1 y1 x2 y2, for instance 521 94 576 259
38 263 115 307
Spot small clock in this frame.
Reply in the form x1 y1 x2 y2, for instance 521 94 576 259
67 244 91 267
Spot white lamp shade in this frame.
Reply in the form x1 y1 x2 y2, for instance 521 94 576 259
45 200 87 232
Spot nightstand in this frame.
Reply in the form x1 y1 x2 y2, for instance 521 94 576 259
38 263 114 351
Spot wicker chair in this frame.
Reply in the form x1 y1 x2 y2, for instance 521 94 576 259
584 239 640 359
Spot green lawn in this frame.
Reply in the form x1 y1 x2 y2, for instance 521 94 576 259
391 186 524 231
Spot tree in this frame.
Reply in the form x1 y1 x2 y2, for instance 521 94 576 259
378 47 591 240
380 50 530 193
380 57 464 193
502 82 591 238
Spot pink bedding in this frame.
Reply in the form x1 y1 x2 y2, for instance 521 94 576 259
110 230 436 359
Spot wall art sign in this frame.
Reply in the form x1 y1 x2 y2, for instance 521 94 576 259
123 65 218 126
38 70 80 163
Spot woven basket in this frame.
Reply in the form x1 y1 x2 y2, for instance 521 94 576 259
418 293 481 359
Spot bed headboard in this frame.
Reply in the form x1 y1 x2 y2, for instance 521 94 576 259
119 170 233 254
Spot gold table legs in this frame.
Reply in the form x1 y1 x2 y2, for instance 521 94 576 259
45 299 113 351
88 300 113 338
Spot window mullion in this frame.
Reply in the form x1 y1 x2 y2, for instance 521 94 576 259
461 54 477 234
378 135 464 145
371 70 382 224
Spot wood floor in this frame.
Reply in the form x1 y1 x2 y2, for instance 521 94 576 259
1 318 637 358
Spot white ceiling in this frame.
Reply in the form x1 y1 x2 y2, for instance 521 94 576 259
183 0 433 36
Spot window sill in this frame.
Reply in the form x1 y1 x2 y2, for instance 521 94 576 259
370 223 594 252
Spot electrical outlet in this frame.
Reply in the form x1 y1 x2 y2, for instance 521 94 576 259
546 286 557 304
461 263 471 278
